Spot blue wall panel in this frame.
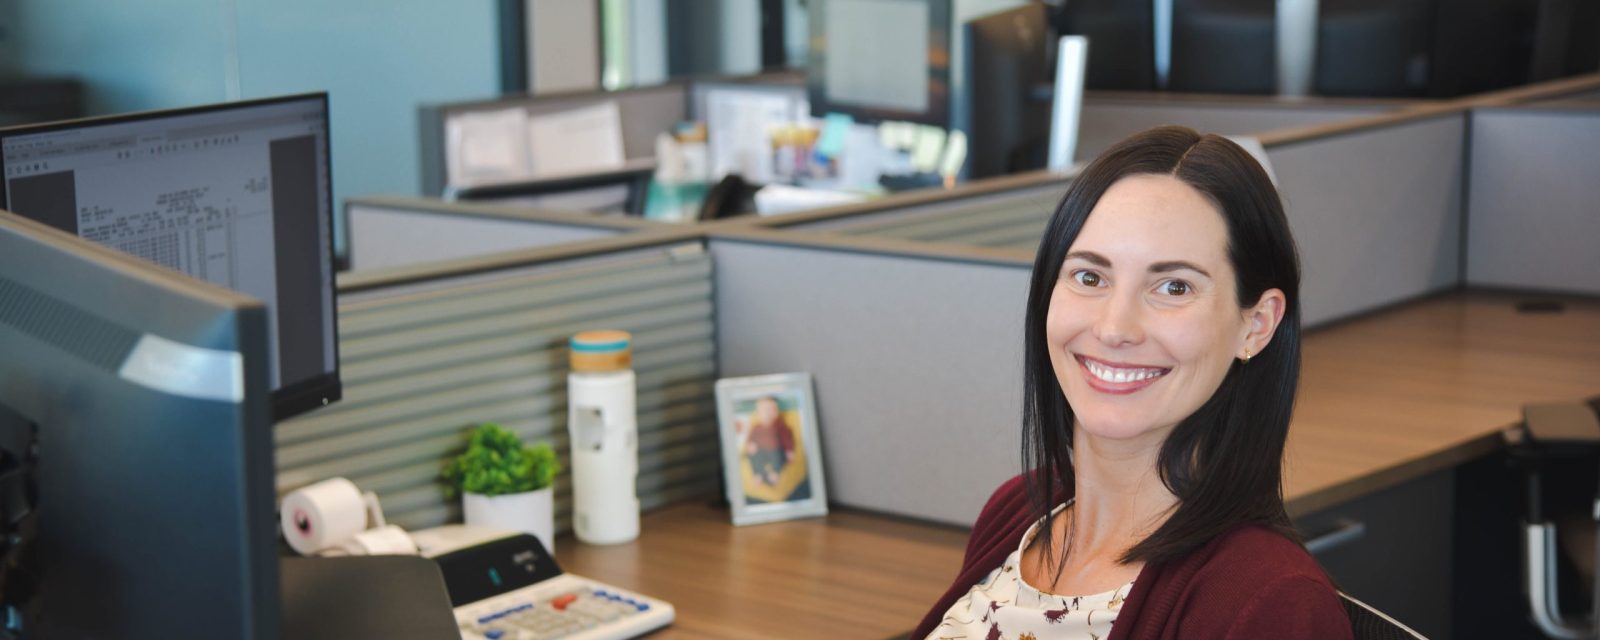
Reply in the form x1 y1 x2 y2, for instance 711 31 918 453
7 0 502 256
10 0 232 114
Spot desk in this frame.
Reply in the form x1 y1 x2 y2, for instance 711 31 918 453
555 292 1600 638
556 504 964 639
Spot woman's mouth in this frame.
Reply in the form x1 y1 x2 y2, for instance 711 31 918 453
1076 355 1170 394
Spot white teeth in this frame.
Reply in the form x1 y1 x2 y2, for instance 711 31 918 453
1084 359 1165 385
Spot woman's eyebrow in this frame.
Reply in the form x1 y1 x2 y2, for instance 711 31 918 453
1148 260 1212 278
1066 252 1212 278
1063 251 1110 267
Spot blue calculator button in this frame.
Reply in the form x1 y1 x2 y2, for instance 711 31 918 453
485 630 505 640
595 590 608 597
477 615 496 624
637 603 650 611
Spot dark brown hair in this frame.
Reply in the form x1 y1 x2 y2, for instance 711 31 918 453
1022 125 1303 568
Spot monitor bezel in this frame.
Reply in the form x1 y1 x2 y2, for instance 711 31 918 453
0 92 343 422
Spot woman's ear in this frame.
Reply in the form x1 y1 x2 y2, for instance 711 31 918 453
1241 288 1287 359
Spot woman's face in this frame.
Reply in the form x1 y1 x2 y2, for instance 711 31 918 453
1046 173 1259 446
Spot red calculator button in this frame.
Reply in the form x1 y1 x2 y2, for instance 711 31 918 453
552 594 578 610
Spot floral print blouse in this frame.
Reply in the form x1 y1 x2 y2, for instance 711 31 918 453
927 502 1133 640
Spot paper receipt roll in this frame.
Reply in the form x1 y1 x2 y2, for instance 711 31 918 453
334 525 419 556
281 477 368 555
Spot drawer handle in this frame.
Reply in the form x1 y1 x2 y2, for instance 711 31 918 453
1305 520 1367 555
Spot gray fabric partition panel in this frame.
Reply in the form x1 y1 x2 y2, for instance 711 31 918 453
1078 102 1394 163
346 202 627 272
1267 115 1465 326
794 183 1065 253
1466 108 1600 295
710 239 1031 527
277 244 720 532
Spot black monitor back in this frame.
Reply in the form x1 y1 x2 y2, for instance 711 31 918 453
0 211 278 638
966 3 1054 179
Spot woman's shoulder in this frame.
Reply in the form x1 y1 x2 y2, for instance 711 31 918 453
1163 525 1351 637
1200 525 1331 583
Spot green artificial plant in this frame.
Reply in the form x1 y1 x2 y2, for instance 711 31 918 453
442 423 560 497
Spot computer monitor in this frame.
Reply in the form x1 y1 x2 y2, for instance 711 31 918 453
0 94 340 421
806 0 952 126
0 211 279 638
966 3 1055 179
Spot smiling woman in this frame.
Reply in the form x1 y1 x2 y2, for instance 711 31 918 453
913 126 1353 640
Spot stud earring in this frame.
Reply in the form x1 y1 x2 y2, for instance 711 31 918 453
1241 349 1252 364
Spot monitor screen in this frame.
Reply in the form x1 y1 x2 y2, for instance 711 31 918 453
807 0 952 126
0 94 340 420
0 211 279 638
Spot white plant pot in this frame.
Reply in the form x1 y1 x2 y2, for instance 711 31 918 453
463 487 554 553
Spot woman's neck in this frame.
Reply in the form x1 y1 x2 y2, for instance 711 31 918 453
1068 426 1180 561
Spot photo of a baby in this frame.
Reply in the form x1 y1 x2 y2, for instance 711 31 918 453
715 372 827 525
733 394 812 504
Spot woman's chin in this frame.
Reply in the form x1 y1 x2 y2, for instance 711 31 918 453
1073 413 1172 443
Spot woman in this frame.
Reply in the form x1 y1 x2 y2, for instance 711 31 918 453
913 126 1353 640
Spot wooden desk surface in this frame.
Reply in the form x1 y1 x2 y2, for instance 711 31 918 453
555 291 1600 638
555 502 967 639
1285 292 1600 515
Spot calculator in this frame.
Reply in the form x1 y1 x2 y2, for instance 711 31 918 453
411 525 674 640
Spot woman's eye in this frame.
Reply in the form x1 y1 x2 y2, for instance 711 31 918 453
1159 280 1191 296
1072 271 1104 287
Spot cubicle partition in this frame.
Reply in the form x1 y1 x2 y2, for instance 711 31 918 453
1465 103 1600 296
1264 113 1466 325
743 106 1469 328
778 176 1067 251
276 232 719 533
344 196 663 272
709 229 1034 526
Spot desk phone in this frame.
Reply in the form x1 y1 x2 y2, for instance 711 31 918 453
412 525 674 640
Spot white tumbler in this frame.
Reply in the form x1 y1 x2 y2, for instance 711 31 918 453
567 330 640 544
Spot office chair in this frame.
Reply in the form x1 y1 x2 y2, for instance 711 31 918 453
1168 0 1276 94
1315 0 1430 97
1050 0 1157 91
1341 593 1428 639
1513 399 1600 639
698 174 757 221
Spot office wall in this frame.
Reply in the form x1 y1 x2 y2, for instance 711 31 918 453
8 0 503 258
7 0 234 113
1466 107 1600 295
233 0 500 257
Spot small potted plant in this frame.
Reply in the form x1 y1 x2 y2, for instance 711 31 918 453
442 423 561 552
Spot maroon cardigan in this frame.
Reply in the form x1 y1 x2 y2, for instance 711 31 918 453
912 474 1353 640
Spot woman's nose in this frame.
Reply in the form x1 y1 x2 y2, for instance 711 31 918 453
1092 291 1145 347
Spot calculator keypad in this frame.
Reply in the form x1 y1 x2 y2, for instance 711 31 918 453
462 588 653 640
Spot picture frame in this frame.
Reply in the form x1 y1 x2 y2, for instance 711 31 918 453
714 372 828 526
